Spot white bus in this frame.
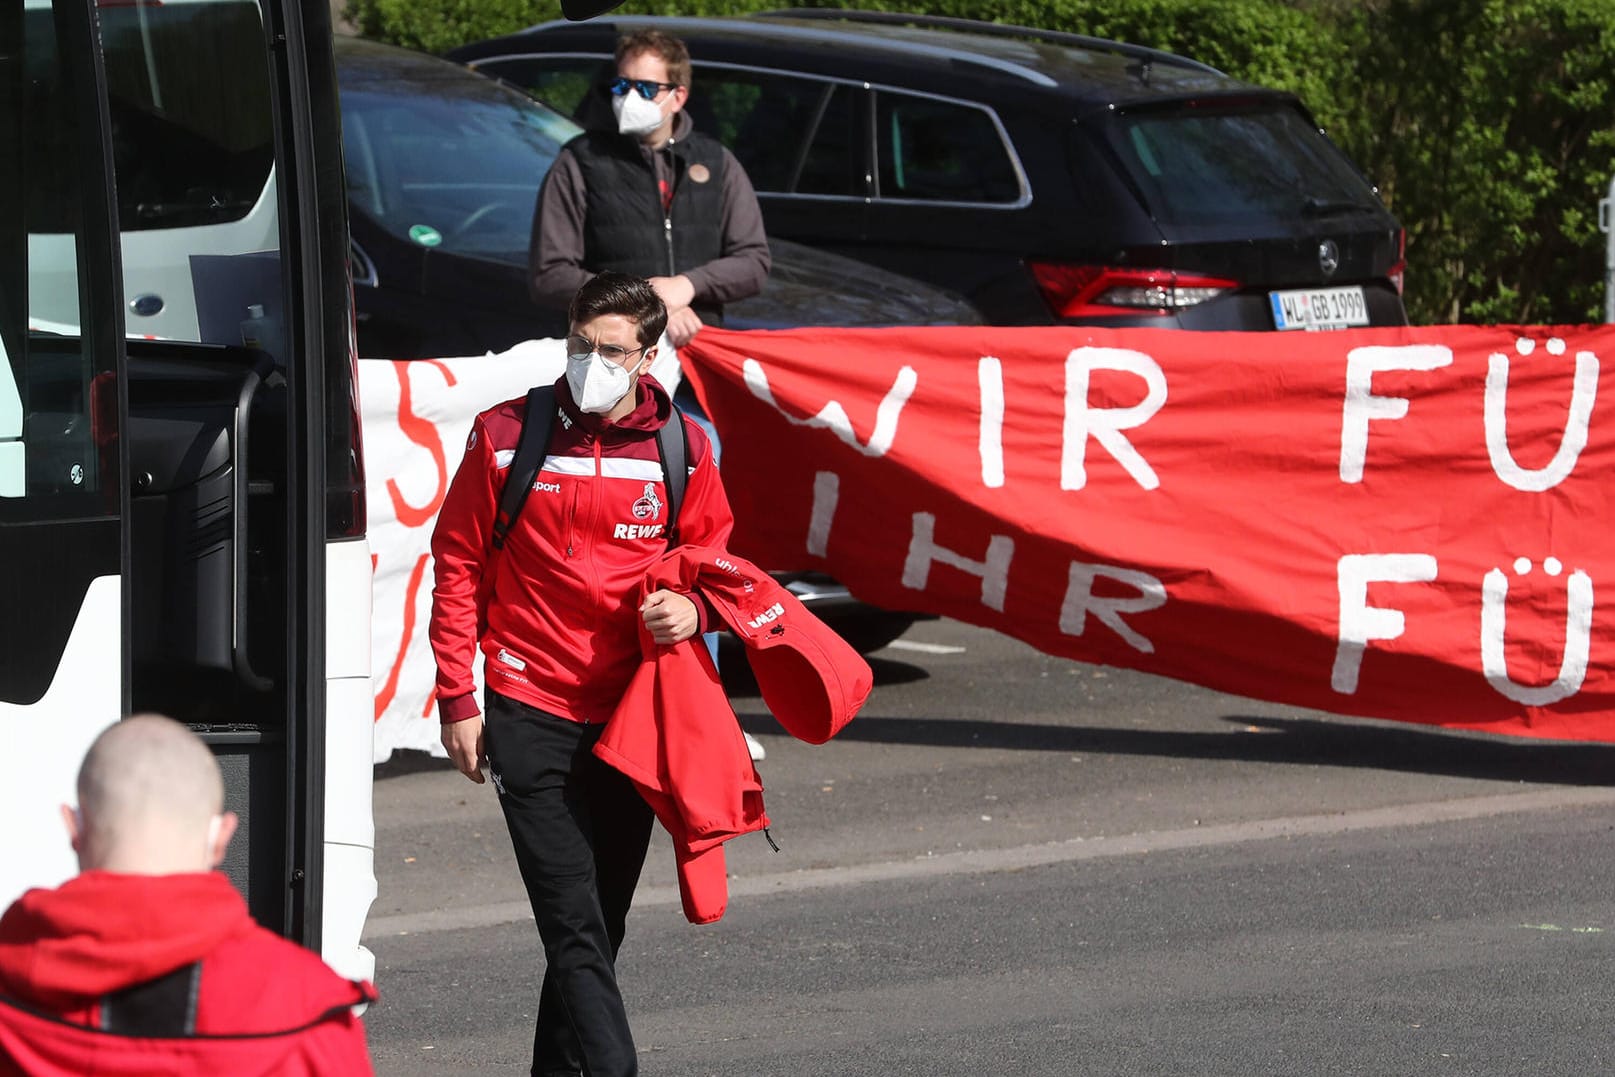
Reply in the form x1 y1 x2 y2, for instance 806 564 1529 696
2 0 375 981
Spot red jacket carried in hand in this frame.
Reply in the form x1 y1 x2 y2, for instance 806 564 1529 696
594 546 873 924
0 871 375 1075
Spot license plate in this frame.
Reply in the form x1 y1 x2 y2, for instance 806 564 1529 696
1268 286 1369 331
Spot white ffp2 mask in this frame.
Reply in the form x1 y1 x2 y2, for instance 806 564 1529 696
612 91 665 138
567 352 637 414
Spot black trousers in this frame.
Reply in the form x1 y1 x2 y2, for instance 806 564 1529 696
483 691 655 1077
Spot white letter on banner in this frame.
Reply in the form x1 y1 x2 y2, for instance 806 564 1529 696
1480 558 1591 706
1332 553 1439 694
1058 563 1167 654
1483 342 1598 492
979 355 1005 488
1062 348 1166 491
806 470 838 557
901 513 1013 611
743 357 914 457
1339 345 1453 483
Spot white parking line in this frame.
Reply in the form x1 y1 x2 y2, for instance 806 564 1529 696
884 640 967 655
361 785 1615 940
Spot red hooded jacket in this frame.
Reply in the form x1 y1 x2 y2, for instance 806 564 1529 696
0 871 374 1075
430 374 733 726
593 546 873 924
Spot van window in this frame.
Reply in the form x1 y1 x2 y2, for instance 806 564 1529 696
874 91 1020 204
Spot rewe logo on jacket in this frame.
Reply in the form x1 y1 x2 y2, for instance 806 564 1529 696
745 602 785 629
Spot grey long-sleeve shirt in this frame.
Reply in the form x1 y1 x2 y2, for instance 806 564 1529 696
528 111 772 313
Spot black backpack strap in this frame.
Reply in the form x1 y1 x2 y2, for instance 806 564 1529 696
656 404 689 546
100 961 201 1036
492 385 556 551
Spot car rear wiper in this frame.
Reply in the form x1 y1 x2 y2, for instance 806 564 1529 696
1300 197 1376 218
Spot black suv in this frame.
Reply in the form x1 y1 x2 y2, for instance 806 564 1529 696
336 34 977 360
452 10 1407 333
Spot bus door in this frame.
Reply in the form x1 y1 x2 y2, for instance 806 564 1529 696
0 0 127 903
2 0 371 978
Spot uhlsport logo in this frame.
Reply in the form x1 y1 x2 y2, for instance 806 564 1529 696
632 482 662 520
532 479 561 494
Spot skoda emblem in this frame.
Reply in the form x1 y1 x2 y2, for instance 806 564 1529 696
1318 239 1340 278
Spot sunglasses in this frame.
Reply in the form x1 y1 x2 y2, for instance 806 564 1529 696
607 76 679 101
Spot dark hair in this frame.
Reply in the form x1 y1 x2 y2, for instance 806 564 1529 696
615 29 692 89
569 272 668 348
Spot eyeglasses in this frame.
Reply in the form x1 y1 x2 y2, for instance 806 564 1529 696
566 335 647 365
607 76 679 101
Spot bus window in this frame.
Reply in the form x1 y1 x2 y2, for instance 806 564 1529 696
8 1 113 515
26 0 283 350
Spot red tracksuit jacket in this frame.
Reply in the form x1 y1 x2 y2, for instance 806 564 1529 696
594 546 874 924
429 374 732 725
0 871 374 1075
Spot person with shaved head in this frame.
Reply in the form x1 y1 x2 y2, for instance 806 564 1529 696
0 714 376 1073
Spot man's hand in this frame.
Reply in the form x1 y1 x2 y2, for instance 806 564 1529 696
441 716 486 784
665 306 704 347
648 274 696 311
641 590 700 645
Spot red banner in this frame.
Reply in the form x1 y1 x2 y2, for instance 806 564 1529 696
681 324 1615 743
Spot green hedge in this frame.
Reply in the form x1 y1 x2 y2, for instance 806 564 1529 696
344 0 1615 325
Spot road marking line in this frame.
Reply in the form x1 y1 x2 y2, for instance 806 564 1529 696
884 640 966 654
362 785 1615 940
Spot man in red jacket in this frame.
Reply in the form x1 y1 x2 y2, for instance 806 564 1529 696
0 713 374 1074
430 271 735 1077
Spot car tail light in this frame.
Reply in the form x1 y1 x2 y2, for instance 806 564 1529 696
1028 261 1238 319
1387 229 1406 295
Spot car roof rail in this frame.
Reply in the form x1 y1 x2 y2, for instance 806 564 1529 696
755 8 1225 77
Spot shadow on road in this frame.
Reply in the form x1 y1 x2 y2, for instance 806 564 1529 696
373 749 455 780
374 657 926 781
718 650 928 698
738 710 1615 786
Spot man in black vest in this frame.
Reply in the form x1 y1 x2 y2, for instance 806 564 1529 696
530 30 772 765
528 29 770 349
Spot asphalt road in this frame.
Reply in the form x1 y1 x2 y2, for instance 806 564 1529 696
363 617 1615 1076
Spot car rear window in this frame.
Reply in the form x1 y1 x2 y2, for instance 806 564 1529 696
1107 102 1385 227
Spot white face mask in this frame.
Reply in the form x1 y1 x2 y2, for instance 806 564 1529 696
566 351 639 414
613 90 665 138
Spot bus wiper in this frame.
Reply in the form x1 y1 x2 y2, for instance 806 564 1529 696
1300 197 1374 218
130 199 253 223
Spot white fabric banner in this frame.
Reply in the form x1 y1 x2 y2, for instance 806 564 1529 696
361 338 681 763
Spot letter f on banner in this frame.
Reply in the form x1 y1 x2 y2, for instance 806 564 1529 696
1332 553 1438 694
1339 345 1452 483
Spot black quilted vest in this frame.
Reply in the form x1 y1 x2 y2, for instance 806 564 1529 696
569 129 728 323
